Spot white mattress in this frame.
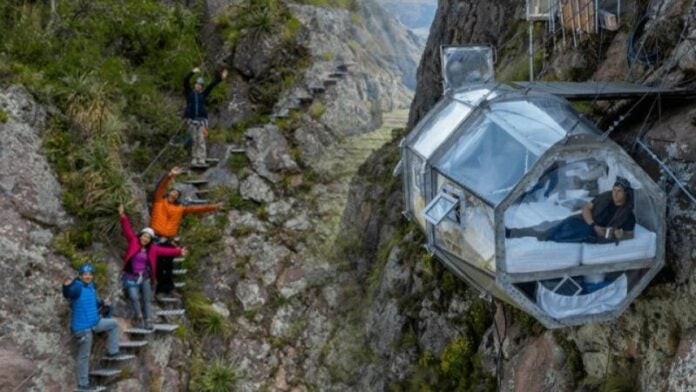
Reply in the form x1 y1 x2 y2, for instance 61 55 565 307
581 224 657 265
537 274 628 319
505 201 575 229
505 237 582 273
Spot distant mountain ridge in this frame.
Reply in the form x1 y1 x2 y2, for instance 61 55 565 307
375 0 437 39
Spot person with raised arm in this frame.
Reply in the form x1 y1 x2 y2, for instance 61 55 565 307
118 204 187 329
150 166 223 294
63 264 122 391
183 66 228 167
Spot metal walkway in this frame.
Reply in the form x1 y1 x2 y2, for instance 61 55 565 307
512 81 696 100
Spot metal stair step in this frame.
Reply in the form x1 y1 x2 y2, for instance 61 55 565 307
173 269 188 275
173 257 185 262
182 179 208 186
124 328 154 335
205 158 220 164
174 282 186 288
157 309 186 317
229 148 246 153
157 296 181 303
76 386 107 392
101 353 136 362
152 323 179 332
90 368 121 377
119 340 148 348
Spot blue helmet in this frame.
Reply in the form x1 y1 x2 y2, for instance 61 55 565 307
78 264 95 274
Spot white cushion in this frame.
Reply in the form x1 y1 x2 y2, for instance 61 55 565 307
537 274 628 319
581 225 657 265
505 237 582 273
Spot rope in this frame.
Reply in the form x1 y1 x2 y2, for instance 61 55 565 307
140 124 187 177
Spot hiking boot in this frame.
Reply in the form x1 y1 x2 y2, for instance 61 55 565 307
77 384 98 391
105 351 124 358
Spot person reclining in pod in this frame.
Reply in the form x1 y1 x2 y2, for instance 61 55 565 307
183 66 228 167
118 204 188 329
63 264 123 391
150 166 223 295
508 177 635 243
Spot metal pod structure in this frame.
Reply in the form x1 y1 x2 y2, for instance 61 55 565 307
399 46 665 329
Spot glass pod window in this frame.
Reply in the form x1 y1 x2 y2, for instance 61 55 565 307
423 192 459 225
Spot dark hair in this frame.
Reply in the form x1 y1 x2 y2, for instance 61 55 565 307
595 181 634 229
166 188 181 204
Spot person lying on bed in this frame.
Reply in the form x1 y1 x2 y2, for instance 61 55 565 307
507 177 635 243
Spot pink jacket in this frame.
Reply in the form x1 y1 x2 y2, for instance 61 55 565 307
120 215 182 282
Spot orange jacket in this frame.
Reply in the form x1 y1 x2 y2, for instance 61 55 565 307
149 174 218 238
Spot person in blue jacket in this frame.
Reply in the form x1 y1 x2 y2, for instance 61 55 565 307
63 264 122 391
183 66 228 167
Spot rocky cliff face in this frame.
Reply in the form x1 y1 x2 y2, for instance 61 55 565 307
407 0 520 129
0 86 73 391
0 86 194 391
390 0 696 390
0 0 424 390
208 0 419 138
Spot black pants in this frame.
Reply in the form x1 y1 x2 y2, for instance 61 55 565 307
156 241 176 294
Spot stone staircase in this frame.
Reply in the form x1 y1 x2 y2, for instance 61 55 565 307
272 63 352 121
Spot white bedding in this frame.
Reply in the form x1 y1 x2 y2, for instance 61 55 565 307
505 237 582 273
581 224 657 265
537 274 628 319
505 201 575 229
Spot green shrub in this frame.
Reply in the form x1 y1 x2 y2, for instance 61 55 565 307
309 102 325 119
184 291 233 337
0 110 8 123
190 359 238 392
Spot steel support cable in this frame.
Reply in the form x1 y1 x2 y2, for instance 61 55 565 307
602 1 696 139
636 139 696 205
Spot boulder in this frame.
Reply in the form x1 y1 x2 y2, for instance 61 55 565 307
240 173 275 203
245 125 299 183
235 280 268 310
0 85 68 227
233 33 282 79
503 332 574 392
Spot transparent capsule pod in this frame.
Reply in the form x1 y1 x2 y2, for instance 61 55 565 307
400 46 665 328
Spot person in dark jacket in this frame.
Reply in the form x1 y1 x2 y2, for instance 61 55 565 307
118 205 187 329
63 264 122 391
507 177 636 243
183 66 228 167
